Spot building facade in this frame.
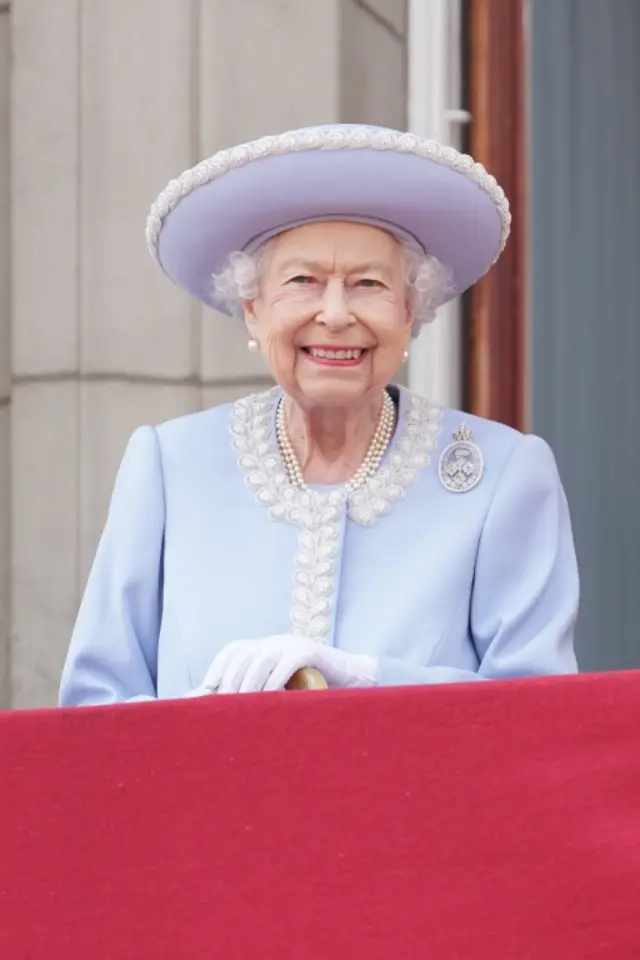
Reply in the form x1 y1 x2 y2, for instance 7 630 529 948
1 0 411 707
1 0 638 708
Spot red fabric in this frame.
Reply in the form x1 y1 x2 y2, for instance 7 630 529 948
1 672 639 959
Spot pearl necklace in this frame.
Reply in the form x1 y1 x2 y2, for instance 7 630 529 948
275 390 396 493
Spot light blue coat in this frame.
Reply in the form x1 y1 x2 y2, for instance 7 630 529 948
59 385 579 705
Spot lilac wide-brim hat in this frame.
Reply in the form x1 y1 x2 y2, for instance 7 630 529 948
146 124 511 315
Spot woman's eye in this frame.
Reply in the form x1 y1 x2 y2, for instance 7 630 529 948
356 278 384 288
287 275 316 285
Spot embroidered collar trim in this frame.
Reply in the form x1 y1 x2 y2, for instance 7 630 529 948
231 386 442 529
230 386 442 641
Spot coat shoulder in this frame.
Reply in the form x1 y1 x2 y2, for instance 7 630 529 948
437 405 522 451
431 399 559 493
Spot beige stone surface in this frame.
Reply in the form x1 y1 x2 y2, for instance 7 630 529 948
198 0 340 154
0 403 9 708
80 0 196 378
341 0 406 129
0 9 9 401
11 382 79 708
360 0 406 35
201 380 274 412
78 379 200 583
0 10 8 708
201 309 268 383
11 0 79 376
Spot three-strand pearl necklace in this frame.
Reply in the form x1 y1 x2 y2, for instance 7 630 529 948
275 390 396 493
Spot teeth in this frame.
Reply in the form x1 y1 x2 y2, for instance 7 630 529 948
308 348 363 360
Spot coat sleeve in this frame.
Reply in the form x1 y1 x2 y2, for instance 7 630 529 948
58 426 165 705
376 433 579 686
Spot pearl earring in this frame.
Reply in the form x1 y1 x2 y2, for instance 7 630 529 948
247 338 260 354
403 349 410 361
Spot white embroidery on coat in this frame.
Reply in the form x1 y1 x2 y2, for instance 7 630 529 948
230 387 442 641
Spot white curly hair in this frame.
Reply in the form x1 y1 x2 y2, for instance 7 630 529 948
211 238 453 337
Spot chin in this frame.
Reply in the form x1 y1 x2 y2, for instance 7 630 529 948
292 376 375 409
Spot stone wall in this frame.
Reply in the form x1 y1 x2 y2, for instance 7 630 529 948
3 0 407 706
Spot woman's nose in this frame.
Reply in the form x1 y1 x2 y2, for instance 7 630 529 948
317 278 355 329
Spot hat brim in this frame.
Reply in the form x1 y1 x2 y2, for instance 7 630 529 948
151 131 509 314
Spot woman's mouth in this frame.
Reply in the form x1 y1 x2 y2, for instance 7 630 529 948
301 346 368 366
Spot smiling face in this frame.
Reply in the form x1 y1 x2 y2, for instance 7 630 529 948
243 221 413 410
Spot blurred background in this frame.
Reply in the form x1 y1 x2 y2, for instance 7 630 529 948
0 0 638 708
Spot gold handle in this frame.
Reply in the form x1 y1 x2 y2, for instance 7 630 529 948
285 667 328 691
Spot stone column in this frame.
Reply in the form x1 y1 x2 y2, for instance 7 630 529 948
0 1 10 708
8 0 408 707
342 0 407 129
11 0 84 708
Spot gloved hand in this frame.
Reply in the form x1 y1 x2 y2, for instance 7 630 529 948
196 634 378 694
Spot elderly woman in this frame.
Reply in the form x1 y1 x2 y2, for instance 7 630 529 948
59 124 578 705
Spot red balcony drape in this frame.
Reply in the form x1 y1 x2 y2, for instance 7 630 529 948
1 672 639 958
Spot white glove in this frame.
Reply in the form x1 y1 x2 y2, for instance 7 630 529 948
197 634 378 694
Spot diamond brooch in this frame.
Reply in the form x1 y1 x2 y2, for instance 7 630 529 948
438 423 484 494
